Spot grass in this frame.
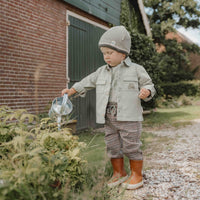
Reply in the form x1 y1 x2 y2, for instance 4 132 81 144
143 105 200 129
78 131 107 168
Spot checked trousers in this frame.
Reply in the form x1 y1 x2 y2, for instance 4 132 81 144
104 103 143 160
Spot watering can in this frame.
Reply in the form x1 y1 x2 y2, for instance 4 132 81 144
48 94 73 130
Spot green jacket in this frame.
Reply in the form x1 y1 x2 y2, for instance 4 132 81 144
72 57 156 124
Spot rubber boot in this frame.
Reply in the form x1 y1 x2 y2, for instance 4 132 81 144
122 160 143 190
107 158 128 188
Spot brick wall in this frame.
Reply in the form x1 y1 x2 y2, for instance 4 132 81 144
0 0 108 114
189 53 200 79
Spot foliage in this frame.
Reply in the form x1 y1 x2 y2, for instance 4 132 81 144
129 32 163 109
0 106 38 155
144 0 200 41
120 0 145 34
157 39 200 83
156 80 200 108
129 32 160 83
161 81 199 97
0 106 113 200
143 0 200 84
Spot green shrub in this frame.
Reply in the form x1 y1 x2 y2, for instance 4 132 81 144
128 31 162 109
161 82 199 97
0 106 113 200
0 106 38 156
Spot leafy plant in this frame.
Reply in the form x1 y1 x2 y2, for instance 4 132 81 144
0 106 38 156
0 106 87 199
0 106 115 200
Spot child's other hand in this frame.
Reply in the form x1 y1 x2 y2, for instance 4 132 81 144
139 88 150 99
61 88 76 96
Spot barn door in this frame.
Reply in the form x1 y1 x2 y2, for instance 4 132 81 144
67 13 106 130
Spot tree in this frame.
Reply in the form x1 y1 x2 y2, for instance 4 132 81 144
144 0 200 83
144 0 200 43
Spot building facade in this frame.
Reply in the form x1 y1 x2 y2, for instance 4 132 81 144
0 0 150 129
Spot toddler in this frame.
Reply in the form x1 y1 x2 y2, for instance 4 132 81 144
61 26 156 189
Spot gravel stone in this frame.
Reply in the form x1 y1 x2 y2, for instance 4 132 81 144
117 121 200 200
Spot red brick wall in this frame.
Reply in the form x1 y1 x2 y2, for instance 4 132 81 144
0 0 108 114
189 53 200 79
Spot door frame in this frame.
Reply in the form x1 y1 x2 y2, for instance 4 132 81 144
66 10 109 87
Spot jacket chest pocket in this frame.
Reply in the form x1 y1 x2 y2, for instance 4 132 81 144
96 79 106 92
122 76 138 91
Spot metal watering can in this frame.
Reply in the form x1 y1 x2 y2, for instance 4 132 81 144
48 94 73 130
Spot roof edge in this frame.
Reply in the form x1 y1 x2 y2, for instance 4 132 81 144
137 0 152 37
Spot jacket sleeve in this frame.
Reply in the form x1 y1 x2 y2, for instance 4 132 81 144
136 65 156 102
72 69 98 97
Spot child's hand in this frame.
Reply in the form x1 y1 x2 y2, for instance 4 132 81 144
61 88 76 97
139 88 151 99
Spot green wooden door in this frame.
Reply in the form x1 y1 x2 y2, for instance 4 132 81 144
68 15 106 130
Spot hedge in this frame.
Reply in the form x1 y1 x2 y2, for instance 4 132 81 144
161 82 199 97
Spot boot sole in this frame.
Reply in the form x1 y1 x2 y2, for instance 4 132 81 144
121 180 143 190
107 175 129 188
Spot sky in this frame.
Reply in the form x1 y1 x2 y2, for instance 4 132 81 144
177 27 200 46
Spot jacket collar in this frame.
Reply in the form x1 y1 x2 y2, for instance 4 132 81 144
123 56 132 67
106 56 131 71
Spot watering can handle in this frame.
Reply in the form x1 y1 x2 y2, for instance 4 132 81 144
62 94 68 106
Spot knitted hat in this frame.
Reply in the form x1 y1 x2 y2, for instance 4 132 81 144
98 26 131 55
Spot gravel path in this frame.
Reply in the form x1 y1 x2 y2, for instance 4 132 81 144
117 120 200 200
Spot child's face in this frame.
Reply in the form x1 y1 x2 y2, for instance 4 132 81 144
101 47 126 67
